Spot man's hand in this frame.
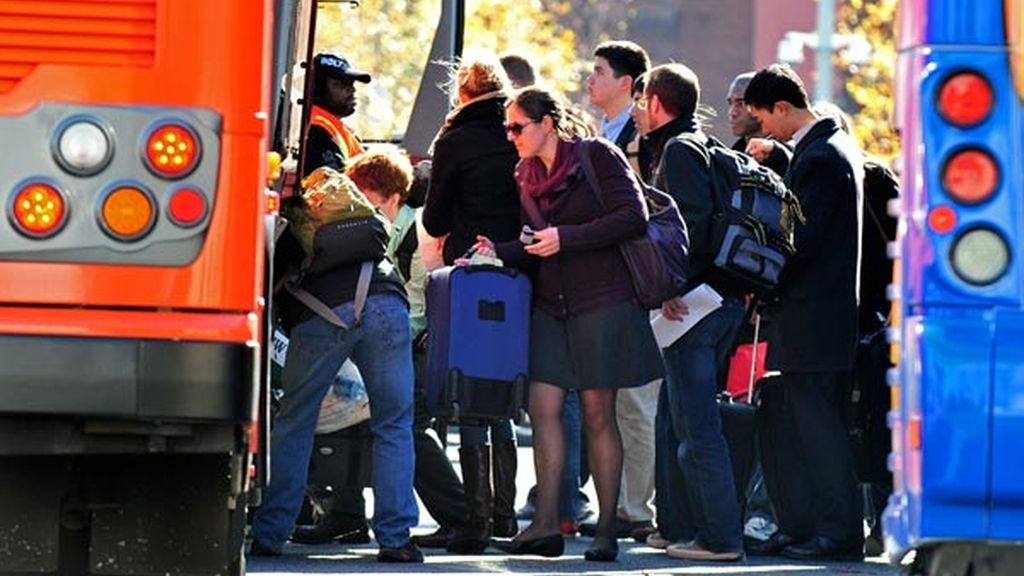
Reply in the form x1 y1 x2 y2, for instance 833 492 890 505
524 227 561 257
661 296 689 321
746 138 776 163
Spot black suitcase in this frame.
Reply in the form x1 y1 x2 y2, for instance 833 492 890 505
719 393 756 513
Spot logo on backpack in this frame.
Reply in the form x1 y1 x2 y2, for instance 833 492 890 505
703 143 804 295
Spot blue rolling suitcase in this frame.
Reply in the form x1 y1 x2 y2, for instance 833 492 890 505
425 265 531 424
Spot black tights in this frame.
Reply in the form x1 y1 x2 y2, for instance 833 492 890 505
518 382 621 546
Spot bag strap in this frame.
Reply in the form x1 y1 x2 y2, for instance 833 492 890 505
577 140 604 208
519 189 547 230
285 260 374 329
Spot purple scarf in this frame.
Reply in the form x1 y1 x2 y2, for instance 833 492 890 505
516 139 578 205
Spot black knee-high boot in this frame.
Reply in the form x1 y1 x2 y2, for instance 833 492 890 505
491 439 519 537
446 444 492 554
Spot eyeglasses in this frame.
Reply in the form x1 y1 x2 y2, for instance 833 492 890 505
504 120 539 136
634 95 649 110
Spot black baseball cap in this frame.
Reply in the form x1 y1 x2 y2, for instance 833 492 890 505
313 53 371 83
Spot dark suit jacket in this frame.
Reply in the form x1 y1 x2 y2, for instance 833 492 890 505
422 96 521 265
765 118 863 372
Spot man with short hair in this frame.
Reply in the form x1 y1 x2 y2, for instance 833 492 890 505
743 63 864 561
645 63 746 562
587 41 650 151
302 52 370 177
584 40 658 542
726 71 789 175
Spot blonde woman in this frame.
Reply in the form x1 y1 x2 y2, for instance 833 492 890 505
421 53 522 553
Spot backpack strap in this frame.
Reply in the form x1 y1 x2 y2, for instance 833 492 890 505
577 139 604 208
285 260 374 329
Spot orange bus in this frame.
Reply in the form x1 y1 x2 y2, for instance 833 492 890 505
0 1 274 574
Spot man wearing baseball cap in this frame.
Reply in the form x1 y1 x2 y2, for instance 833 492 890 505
302 52 372 177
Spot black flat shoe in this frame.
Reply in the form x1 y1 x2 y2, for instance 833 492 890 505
496 533 564 557
584 542 619 562
746 531 799 556
781 536 864 561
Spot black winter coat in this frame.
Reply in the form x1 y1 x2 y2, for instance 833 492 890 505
422 96 521 264
765 118 863 372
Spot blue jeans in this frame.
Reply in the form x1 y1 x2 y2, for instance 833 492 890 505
657 298 744 552
252 293 418 549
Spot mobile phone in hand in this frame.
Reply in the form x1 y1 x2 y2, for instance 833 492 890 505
521 225 538 245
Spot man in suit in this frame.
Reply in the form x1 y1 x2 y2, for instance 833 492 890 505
743 64 865 561
583 40 659 541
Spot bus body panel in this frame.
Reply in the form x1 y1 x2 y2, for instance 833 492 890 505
0 0 272 314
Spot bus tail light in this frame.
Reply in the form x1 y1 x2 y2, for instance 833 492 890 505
927 205 957 234
942 148 999 204
10 181 68 238
101 185 155 241
167 187 208 227
144 121 200 179
937 71 994 127
950 227 1010 285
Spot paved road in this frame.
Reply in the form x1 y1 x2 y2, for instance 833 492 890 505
247 428 906 575
247 538 904 575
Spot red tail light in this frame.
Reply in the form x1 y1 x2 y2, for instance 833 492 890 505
167 187 208 227
937 71 993 127
10 181 68 238
942 148 999 204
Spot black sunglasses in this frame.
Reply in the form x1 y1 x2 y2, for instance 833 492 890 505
504 120 539 136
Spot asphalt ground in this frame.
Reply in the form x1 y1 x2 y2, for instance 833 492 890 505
247 428 906 575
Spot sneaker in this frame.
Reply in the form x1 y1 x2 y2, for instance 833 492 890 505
667 540 744 562
377 541 425 563
248 539 281 557
646 531 672 549
743 515 777 542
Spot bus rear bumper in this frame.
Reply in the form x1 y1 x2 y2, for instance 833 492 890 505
0 334 256 422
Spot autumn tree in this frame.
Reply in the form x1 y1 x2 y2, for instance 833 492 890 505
837 0 900 162
314 0 580 139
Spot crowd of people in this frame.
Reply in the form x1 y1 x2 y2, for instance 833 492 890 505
249 37 882 567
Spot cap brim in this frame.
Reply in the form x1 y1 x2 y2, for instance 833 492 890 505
345 70 372 83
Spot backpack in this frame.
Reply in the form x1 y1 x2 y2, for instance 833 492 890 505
685 134 804 295
277 166 389 329
576 140 690 308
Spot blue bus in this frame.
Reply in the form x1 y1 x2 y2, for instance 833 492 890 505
886 0 1024 572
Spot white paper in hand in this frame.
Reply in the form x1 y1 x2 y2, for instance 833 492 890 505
650 283 724 349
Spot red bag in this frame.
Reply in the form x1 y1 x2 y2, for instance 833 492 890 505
725 341 767 402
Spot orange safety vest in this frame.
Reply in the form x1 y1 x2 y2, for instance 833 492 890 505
310 105 364 161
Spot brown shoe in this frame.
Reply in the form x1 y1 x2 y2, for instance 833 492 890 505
667 540 744 561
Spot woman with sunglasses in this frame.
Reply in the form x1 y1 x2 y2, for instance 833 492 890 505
421 53 523 555
478 86 663 561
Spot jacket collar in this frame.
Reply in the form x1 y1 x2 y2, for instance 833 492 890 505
792 117 840 156
646 115 699 155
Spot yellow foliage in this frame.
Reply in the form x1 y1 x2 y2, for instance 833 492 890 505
836 0 900 163
312 0 581 140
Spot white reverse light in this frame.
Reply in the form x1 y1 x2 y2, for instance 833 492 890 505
54 119 112 176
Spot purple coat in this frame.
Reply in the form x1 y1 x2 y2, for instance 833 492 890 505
497 138 647 319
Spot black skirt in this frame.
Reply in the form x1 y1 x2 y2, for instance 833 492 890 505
530 300 664 390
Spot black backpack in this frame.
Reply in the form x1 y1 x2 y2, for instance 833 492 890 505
684 134 804 295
